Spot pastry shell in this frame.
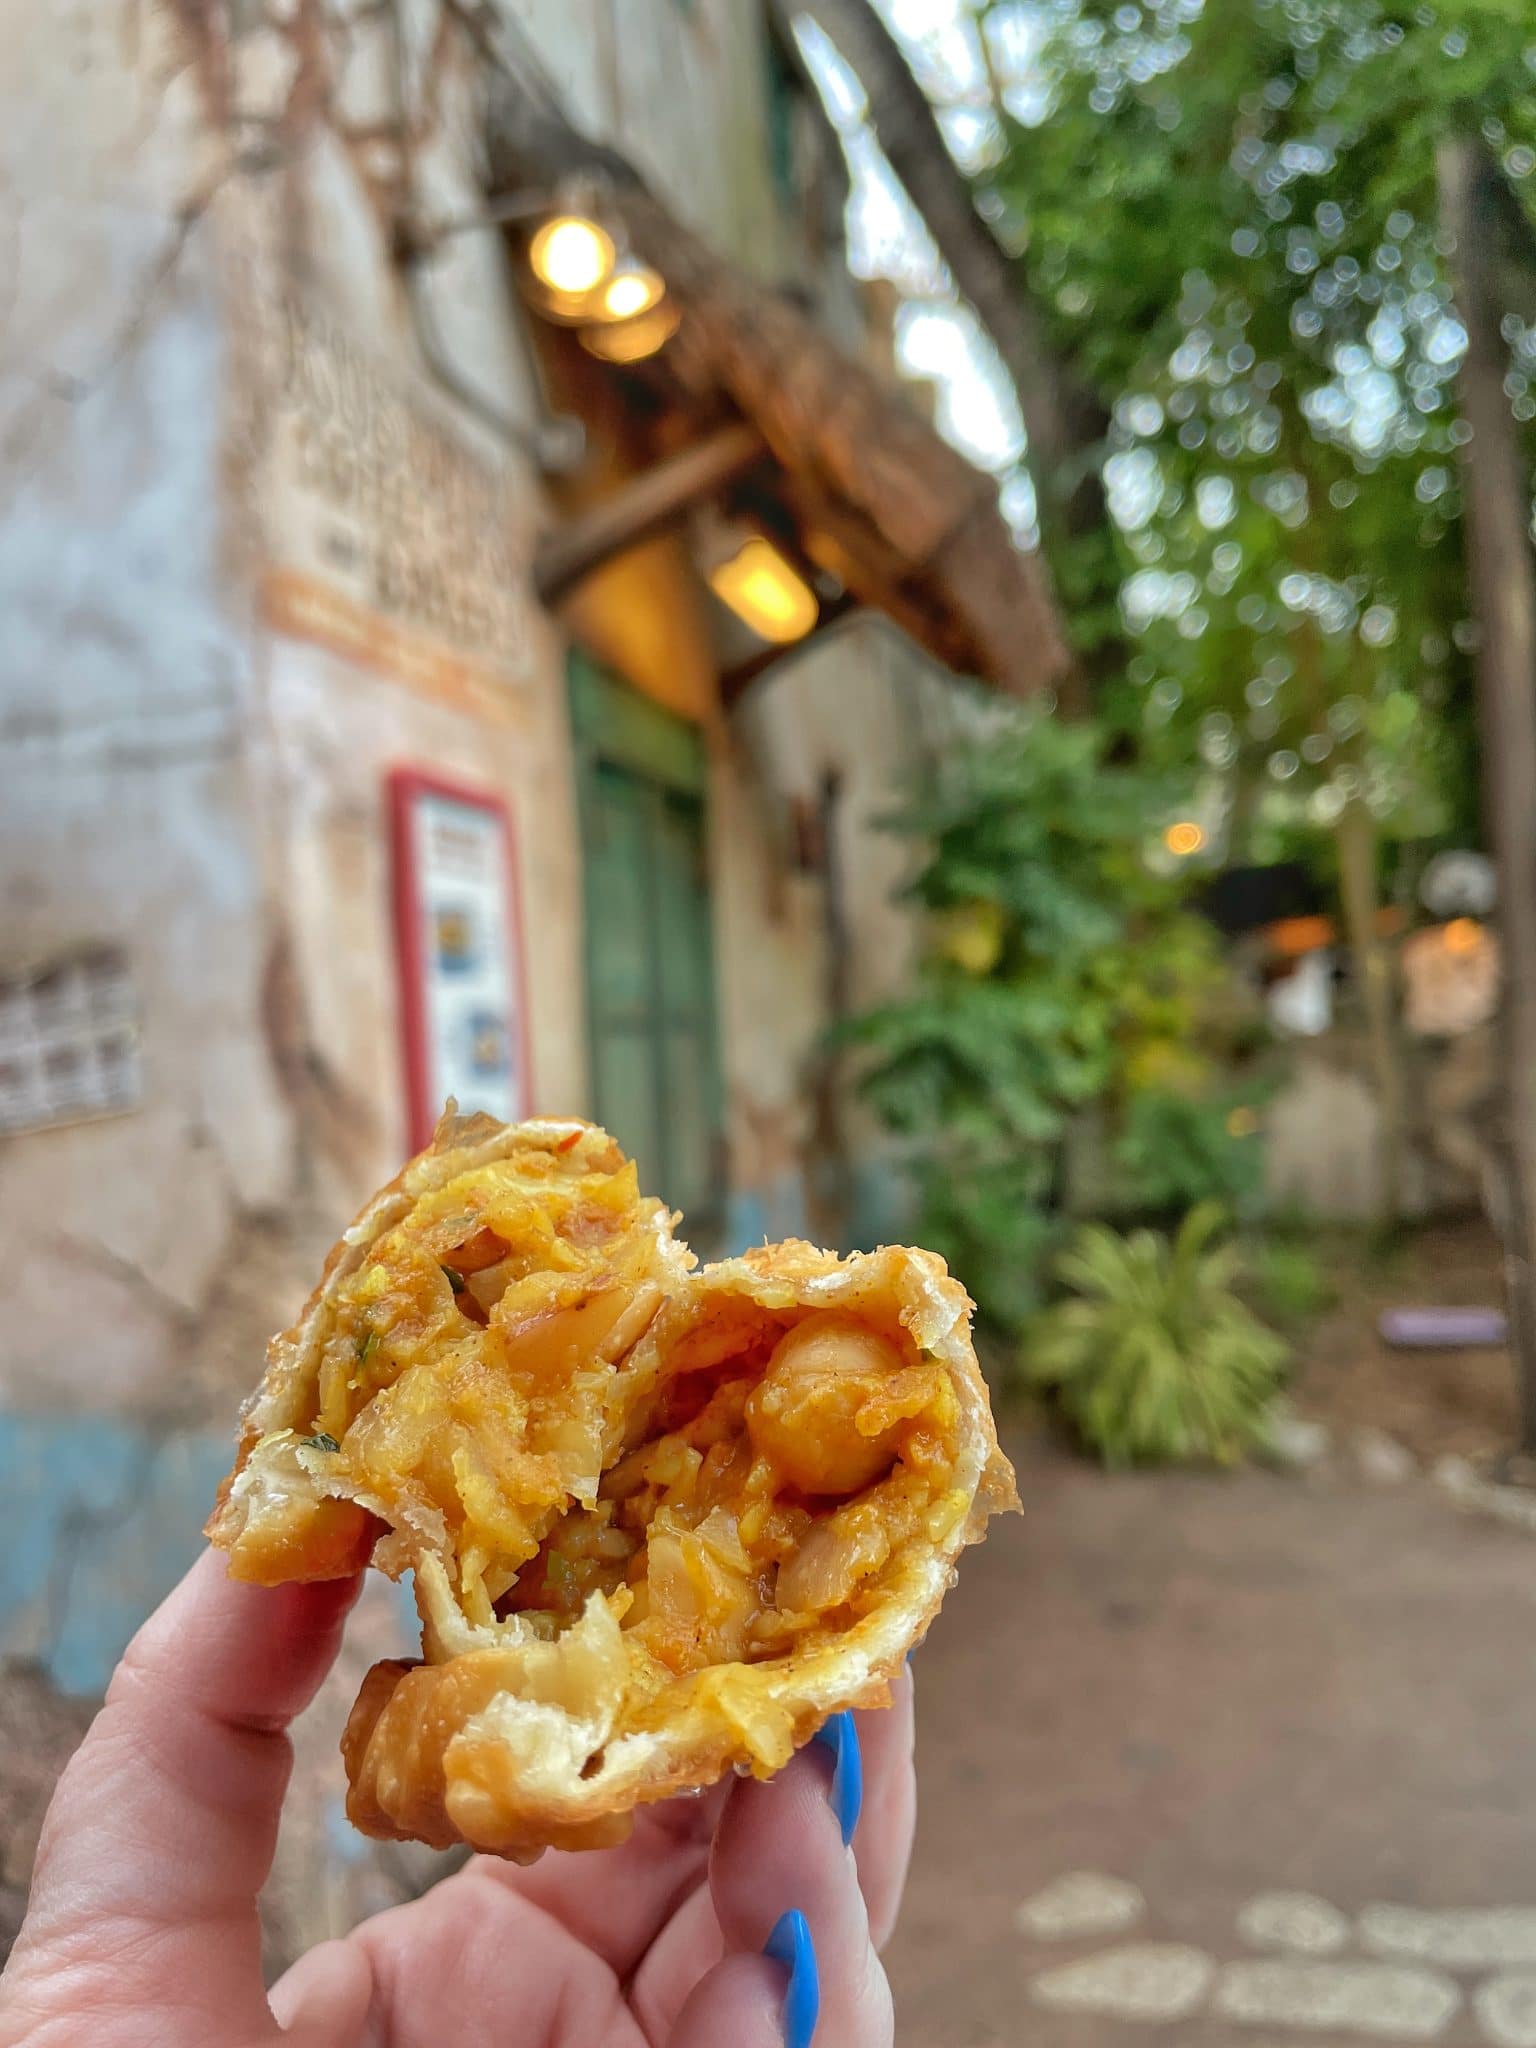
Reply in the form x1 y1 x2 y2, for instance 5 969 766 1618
208 1115 1016 1859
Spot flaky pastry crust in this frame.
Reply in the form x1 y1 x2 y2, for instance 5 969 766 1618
209 1113 1016 1859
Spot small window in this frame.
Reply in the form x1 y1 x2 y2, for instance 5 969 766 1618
0 947 143 1135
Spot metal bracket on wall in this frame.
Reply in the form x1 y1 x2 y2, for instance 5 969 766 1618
398 252 585 473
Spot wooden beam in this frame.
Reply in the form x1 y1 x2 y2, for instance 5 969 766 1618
483 56 1070 698
534 422 767 604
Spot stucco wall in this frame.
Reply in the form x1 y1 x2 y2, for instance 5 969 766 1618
0 0 933 1958
0 3 283 1420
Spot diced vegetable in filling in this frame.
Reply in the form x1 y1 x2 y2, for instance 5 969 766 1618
299 1153 962 1672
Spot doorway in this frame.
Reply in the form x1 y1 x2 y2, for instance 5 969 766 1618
569 653 724 1239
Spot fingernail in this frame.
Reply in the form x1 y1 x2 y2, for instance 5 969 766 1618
811 1710 862 1847
763 1907 820 2048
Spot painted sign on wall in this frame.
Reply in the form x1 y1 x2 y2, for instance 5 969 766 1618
389 769 530 1149
225 186 538 716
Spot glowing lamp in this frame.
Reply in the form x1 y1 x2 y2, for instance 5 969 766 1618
708 539 818 645
1164 820 1206 857
579 301 681 363
600 266 665 321
529 215 615 297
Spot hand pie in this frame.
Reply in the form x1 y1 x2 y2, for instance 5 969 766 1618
208 1112 1016 1859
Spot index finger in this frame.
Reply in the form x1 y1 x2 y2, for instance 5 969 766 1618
7 1548 359 2036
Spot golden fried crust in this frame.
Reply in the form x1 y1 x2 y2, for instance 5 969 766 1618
205 1111 689 1587
209 1119 1016 1860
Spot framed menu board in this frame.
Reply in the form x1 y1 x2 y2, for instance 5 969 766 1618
388 767 530 1150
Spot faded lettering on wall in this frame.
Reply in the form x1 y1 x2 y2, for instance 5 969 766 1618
226 202 538 713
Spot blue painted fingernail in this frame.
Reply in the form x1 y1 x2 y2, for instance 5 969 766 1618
764 1908 819 2048
812 1711 862 1846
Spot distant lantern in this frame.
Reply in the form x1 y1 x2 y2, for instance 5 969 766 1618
529 215 615 297
1164 820 1206 858
1402 919 1501 1037
708 538 819 645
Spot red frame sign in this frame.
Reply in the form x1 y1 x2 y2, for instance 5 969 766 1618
388 766 532 1151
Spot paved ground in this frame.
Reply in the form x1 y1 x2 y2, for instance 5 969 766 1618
888 1431 1536 2048
12 1412 1536 2044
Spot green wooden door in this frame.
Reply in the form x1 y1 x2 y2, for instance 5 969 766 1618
570 656 724 1236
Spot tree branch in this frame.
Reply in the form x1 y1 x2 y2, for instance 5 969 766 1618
768 0 1112 704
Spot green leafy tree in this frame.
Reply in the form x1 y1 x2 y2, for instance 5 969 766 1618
979 0 1533 775
843 712 1257 1327
962 0 1536 1214
803 0 1535 1226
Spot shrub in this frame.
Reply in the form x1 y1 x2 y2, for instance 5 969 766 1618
841 712 1233 1333
1111 1087 1268 1218
1023 1204 1289 1466
1245 1235 1335 1328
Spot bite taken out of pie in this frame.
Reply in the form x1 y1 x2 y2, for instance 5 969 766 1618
207 1111 1017 1861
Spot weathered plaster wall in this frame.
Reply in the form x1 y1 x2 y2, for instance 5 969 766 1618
0 0 306 1947
717 622 932 1249
517 0 791 279
0 0 932 1960
216 2 589 1171
0 4 285 1419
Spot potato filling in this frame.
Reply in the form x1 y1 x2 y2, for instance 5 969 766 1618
495 1311 957 1675
282 1152 963 1680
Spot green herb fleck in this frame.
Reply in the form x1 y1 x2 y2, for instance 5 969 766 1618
302 1432 341 1454
441 1265 466 1294
355 1329 378 1363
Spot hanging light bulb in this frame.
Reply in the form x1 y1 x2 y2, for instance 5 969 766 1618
709 538 819 645
599 266 665 322
529 215 615 297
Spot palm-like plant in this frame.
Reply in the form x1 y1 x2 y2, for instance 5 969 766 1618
1024 1204 1288 1468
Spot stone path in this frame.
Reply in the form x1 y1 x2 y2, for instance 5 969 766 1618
888 1436 1536 2047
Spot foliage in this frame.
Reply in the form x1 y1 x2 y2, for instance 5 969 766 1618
916 1157 1063 1331
1244 1233 1337 1328
1024 1204 1290 1466
972 0 1536 859
1111 1086 1268 1219
842 711 1249 1328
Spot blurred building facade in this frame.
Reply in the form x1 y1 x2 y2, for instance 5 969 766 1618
0 0 1005 1947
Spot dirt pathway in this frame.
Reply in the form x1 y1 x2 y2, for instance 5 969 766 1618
889 1432 1536 2047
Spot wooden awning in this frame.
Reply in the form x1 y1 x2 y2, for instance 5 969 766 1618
480 56 1072 702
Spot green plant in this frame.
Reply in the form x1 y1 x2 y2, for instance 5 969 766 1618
842 712 1234 1332
916 1156 1063 1333
1024 1204 1289 1467
1245 1236 1336 1330
1111 1087 1268 1218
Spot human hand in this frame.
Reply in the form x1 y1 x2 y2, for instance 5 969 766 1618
0 1550 914 2047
